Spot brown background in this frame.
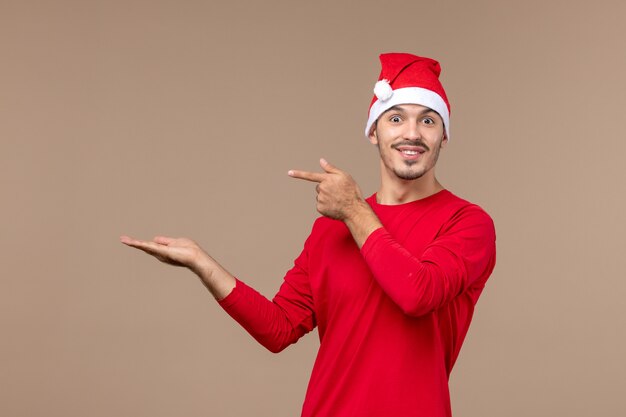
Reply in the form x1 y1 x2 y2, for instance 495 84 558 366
1 1 625 416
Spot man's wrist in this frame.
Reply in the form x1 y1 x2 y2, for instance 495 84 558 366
191 251 216 281
190 251 237 300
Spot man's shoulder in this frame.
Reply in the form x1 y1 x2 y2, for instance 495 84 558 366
439 191 496 239
369 189 492 221
438 189 476 207
304 189 494 240
424 188 488 216
407 190 495 238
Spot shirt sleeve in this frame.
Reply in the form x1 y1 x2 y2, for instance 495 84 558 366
218 236 316 353
360 204 496 317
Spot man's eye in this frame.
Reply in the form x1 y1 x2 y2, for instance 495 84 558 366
390 116 402 122
422 117 434 125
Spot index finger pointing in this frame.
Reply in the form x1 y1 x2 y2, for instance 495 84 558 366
287 170 326 183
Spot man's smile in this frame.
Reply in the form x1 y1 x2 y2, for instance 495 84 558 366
393 144 427 160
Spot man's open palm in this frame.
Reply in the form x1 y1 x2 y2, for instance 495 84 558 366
120 235 205 270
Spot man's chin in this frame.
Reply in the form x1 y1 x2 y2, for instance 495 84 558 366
394 169 425 181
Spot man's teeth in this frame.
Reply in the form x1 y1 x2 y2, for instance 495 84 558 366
402 150 418 155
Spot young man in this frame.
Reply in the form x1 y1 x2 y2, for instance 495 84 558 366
121 52 496 417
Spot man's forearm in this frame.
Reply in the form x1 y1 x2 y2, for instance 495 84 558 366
343 200 383 249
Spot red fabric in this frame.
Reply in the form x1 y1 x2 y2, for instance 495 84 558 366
369 53 450 114
219 189 496 417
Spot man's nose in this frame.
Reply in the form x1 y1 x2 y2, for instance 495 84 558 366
403 120 421 140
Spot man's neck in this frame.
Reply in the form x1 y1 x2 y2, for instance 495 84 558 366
376 177 445 205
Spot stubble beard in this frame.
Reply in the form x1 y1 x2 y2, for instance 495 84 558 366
393 163 426 180
379 141 442 181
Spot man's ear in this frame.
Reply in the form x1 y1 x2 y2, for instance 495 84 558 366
368 125 379 146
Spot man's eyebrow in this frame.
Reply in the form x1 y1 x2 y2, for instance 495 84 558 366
383 105 406 114
418 107 437 115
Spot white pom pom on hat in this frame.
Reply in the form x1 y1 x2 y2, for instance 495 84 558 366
373 79 393 101
365 53 451 140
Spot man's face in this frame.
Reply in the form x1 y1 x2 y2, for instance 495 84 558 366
368 104 447 182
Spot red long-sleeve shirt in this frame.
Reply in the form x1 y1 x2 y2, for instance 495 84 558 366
219 189 496 417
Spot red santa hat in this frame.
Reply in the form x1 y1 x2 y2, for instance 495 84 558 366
365 53 451 140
